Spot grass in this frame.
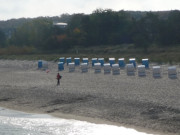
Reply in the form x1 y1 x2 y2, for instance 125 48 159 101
0 44 180 64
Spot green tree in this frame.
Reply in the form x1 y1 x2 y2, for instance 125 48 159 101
159 10 180 46
133 12 160 51
10 18 58 50
0 29 6 47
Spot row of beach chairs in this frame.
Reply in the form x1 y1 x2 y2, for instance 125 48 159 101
57 57 148 68
38 57 178 78
67 62 177 78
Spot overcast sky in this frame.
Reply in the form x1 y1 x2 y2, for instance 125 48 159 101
0 0 180 20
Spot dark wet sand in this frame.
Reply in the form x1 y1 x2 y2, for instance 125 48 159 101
0 60 179 135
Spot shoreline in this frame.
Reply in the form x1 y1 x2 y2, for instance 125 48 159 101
52 111 165 135
0 106 162 135
0 60 179 135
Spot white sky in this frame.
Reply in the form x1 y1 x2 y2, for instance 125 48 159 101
0 0 180 20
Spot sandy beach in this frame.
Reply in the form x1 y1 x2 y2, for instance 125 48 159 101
0 60 179 135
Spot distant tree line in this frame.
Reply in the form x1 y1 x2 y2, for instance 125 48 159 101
0 10 180 53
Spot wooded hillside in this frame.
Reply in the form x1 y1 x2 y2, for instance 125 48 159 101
0 10 180 54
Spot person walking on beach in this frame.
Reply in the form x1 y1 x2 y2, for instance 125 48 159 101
56 73 61 86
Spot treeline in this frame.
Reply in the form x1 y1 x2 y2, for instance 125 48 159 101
0 9 180 54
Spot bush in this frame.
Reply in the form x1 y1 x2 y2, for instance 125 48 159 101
0 46 36 55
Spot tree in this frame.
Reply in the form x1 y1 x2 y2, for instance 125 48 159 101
10 18 57 50
0 29 6 47
159 10 180 46
133 12 160 51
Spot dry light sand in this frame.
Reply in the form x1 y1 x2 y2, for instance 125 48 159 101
0 60 179 135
